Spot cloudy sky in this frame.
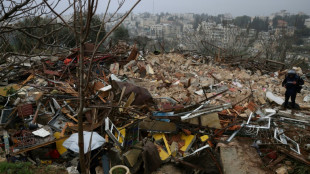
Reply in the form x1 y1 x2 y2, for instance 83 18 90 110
97 0 310 16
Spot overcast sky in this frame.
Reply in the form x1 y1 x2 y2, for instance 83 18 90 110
97 0 310 17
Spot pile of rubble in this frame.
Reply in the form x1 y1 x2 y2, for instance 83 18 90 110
0 46 310 174
116 53 310 108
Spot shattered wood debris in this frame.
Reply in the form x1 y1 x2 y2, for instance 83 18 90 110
0 45 310 174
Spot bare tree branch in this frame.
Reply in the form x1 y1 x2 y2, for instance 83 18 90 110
0 0 31 22
84 0 141 87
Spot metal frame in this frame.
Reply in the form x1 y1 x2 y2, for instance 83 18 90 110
105 117 125 148
181 102 232 120
245 112 272 129
274 128 300 154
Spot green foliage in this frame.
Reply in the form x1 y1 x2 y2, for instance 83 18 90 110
112 25 129 43
5 14 106 53
13 17 59 53
294 38 304 45
272 14 309 29
133 36 150 52
167 16 175 21
234 15 251 28
295 27 310 37
86 14 106 43
4 86 17 96
292 45 310 53
250 17 269 32
192 15 202 30
0 162 32 174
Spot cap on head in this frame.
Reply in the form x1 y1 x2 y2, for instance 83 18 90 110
288 69 296 75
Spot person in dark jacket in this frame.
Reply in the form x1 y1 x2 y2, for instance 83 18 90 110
282 69 304 108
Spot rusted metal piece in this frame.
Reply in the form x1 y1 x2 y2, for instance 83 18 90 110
17 104 33 118
13 130 36 149
42 62 61 76
11 136 69 156
44 69 61 76
127 45 138 61
160 102 184 112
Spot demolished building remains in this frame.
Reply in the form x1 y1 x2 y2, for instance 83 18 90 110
0 43 310 174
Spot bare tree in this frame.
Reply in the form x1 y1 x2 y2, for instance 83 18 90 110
1 0 141 173
257 27 294 62
257 33 277 60
43 0 141 173
0 0 73 81
182 22 250 58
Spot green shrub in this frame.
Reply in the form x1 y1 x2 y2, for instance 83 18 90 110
0 162 32 174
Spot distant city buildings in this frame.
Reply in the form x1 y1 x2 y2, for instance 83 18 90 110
305 18 310 28
51 10 309 59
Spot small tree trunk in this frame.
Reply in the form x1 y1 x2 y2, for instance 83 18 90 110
78 42 86 174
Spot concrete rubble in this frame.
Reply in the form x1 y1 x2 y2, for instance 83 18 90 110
0 45 310 174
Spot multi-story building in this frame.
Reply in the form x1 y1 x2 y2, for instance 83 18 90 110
305 18 310 28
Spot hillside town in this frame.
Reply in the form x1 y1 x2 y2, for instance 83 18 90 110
1 1 310 174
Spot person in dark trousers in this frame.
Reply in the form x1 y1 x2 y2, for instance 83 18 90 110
77 147 104 174
282 69 304 109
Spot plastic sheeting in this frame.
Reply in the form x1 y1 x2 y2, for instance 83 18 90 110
62 131 105 154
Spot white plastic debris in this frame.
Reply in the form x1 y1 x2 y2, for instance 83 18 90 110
304 95 310 102
264 108 277 115
110 74 121 82
63 131 106 154
232 81 243 88
266 91 284 105
32 128 50 138
99 85 112 92
172 80 180 86
67 166 79 174
194 89 204 96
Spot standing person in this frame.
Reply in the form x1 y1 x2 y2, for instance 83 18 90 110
282 69 304 109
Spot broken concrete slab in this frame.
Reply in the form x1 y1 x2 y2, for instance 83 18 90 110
185 112 221 129
146 64 155 75
123 148 142 168
220 138 266 174
266 91 284 105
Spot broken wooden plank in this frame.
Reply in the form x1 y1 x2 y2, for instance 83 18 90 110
277 146 310 166
266 154 287 168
